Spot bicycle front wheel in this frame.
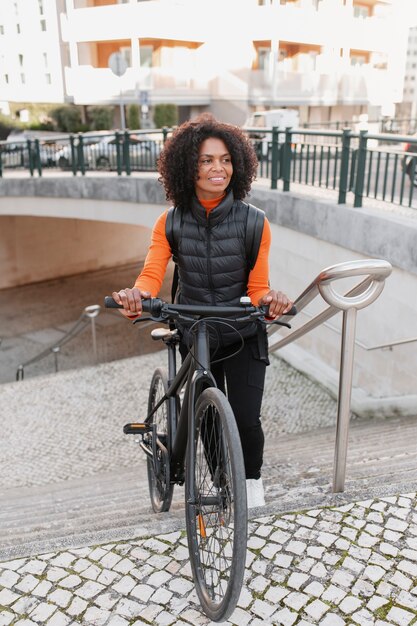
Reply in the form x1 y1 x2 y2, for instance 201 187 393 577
185 387 247 622
146 368 174 513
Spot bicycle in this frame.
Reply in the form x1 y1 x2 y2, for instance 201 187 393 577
104 295 295 622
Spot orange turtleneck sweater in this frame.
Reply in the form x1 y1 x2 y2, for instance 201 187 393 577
134 194 271 305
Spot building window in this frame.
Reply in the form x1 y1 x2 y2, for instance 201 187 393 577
16 23 21 34
4 74 9 83
353 5 370 18
43 52 48 67
45 73 51 84
0 25 4 35
18 53 23 66
40 19 46 31
139 45 152 68
38 0 44 14
20 73 25 84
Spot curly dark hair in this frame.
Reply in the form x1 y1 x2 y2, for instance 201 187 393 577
157 113 258 208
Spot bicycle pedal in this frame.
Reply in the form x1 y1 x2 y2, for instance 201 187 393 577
123 422 151 435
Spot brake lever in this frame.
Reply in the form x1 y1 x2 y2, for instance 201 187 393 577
133 316 163 325
269 320 292 329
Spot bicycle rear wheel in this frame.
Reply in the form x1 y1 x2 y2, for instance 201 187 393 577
185 387 247 622
146 368 174 513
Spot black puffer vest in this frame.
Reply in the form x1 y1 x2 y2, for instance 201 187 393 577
175 191 260 348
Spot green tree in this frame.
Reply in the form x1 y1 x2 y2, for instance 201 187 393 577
88 106 114 130
153 103 178 129
127 104 140 130
0 113 20 140
50 106 83 133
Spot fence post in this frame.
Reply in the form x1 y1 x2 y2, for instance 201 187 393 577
69 135 77 176
123 131 131 175
77 133 85 176
282 127 292 192
0 150 2 178
353 130 368 208
270 126 279 190
27 139 34 176
34 139 42 177
338 128 351 204
115 131 122 176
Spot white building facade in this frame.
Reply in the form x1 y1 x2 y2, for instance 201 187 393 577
0 0 410 126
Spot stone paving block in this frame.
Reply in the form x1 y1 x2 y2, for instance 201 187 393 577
304 599 330 620
74 579 105 599
28 601 57 622
150 587 173 605
0 588 20 605
0 570 20 588
270 606 298 625
386 605 416 625
338 595 363 614
303 581 324 598
351 607 374 624
48 588 73 608
0 612 15 626
66 596 88 616
11 596 39 615
286 572 309 590
321 584 346 604
15 574 39 593
46 610 72 626
18 559 47 576
95 591 120 610
251 598 276 620
283 591 310 611
115 598 145 619
100 551 123 569
112 575 137 595
113 557 136 574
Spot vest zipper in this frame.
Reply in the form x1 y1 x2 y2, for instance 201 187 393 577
206 223 216 305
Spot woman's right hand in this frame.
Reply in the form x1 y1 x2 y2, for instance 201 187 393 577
111 287 151 317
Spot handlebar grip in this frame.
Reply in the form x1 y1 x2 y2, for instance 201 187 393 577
104 296 122 308
104 296 160 315
261 303 297 317
284 304 297 316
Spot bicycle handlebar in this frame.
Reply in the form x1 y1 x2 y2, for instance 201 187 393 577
104 296 297 321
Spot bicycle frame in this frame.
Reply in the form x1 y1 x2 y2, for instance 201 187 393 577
143 321 217 492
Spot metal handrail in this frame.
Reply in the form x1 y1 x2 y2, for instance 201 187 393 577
268 259 392 493
16 304 101 381
298 311 417 351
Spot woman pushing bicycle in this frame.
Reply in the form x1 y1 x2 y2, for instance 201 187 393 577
112 113 293 509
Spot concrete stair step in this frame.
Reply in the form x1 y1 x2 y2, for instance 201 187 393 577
1 414 417 560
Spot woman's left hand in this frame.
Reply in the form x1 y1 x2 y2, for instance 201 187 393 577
259 289 293 319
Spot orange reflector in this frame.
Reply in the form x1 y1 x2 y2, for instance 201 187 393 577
198 513 207 538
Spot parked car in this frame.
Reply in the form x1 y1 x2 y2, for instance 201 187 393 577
0 140 58 168
54 135 107 170
243 108 300 159
402 135 417 186
87 134 162 171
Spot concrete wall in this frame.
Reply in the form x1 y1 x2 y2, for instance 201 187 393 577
1 175 416 416
0 215 150 289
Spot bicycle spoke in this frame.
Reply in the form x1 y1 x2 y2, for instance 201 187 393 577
146 368 174 513
185 387 247 622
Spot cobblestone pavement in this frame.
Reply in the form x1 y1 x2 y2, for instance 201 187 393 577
1 493 417 625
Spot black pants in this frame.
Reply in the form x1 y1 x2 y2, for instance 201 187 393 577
181 334 267 480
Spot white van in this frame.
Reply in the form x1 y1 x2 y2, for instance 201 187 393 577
243 108 300 157
244 108 300 131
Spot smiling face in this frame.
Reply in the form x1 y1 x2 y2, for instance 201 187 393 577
195 137 233 200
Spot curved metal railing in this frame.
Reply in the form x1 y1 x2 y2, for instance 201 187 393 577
16 304 101 381
268 258 393 493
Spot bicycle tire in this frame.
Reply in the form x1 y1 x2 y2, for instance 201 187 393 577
146 368 174 513
185 387 247 622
